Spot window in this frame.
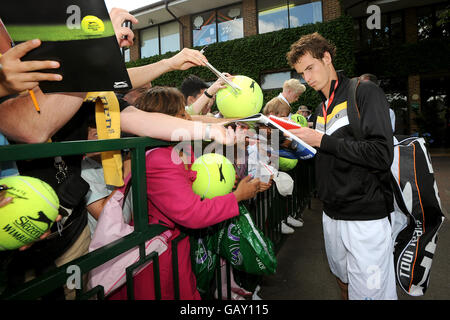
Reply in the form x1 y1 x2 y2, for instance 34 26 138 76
140 21 180 58
160 22 180 54
372 14 390 48
261 71 306 90
418 7 434 40
261 71 291 90
418 3 450 41
353 11 404 50
140 27 159 58
193 10 217 47
218 6 244 42
390 13 404 43
289 0 323 28
192 4 243 47
258 0 322 34
258 0 288 34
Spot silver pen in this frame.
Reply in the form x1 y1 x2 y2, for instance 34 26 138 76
199 46 241 94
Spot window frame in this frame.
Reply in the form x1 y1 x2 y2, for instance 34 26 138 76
256 0 323 34
139 20 181 58
416 2 450 41
191 2 244 47
259 70 307 90
353 9 405 50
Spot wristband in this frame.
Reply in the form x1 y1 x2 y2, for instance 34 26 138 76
204 90 213 99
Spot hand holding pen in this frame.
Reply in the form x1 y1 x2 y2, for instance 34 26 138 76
199 45 242 94
0 39 62 102
0 19 61 110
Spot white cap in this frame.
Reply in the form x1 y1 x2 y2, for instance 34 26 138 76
273 171 294 196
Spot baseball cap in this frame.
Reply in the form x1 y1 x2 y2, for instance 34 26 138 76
273 171 294 196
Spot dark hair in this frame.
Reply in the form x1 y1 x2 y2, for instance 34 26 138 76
286 32 336 67
180 75 208 99
124 83 152 105
135 86 186 117
359 73 380 86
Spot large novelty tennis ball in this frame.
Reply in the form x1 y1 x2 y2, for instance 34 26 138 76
216 75 263 118
191 153 236 199
290 114 308 127
0 176 59 251
278 157 298 171
81 15 105 35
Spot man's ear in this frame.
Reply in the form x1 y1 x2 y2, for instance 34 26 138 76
322 51 332 66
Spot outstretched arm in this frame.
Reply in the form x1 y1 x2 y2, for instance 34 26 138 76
120 105 237 145
110 7 208 89
0 88 85 143
127 48 208 88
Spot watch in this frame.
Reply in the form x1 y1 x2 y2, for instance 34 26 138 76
204 90 213 99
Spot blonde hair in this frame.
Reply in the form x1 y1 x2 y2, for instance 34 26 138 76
283 78 306 95
263 97 291 117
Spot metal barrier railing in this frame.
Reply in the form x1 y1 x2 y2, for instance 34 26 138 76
0 137 314 300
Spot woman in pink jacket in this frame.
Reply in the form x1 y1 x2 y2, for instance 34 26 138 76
109 86 260 300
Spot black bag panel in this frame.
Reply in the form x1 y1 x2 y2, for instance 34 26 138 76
56 174 90 208
392 137 445 296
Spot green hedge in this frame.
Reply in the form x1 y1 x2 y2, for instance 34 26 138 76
126 15 356 114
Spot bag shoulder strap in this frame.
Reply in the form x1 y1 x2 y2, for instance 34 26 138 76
121 176 132 210
347 77 362 140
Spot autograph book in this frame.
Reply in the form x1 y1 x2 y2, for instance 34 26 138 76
223 113 316 160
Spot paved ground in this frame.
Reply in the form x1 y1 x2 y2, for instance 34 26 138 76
258 153 450 300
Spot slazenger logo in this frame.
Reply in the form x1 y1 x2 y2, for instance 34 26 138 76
113 81 129 89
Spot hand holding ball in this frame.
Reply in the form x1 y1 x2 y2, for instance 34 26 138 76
216 76 263 118
0 176 59 251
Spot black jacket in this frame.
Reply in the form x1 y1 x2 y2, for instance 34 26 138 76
314 72 393 220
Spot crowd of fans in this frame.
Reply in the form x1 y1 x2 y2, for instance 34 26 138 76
0 7 311 300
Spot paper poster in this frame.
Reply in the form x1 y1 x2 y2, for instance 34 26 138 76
1 0 132 93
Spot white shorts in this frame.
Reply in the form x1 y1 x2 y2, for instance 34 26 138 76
322 213 397 300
